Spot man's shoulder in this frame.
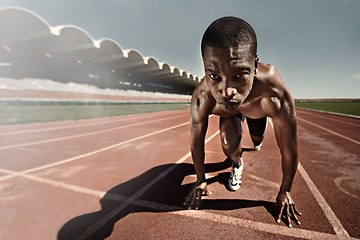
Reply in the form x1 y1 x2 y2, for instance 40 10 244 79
255 62 290 95
257 62 281 82
248 62 294 116
191 79 212 101
191 79 216 116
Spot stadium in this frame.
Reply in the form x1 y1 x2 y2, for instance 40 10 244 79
0 6 359 240
0 7 200 100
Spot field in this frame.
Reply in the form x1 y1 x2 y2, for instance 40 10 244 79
0 103 190 125
295 101 360 116
1 100 359 126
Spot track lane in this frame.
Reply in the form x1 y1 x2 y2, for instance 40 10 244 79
296 109 360 238
0 109 359 239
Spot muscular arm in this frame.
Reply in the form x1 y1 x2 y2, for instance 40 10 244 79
260 65 301 227
267 92 301 227
184 89 212 209
272 95 298 193
190 97 208 183
260 65 298 193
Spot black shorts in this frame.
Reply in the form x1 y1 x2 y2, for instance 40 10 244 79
230 113 268 137
246 116 268 137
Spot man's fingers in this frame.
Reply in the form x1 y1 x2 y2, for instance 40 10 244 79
195 188 202 210
290 205 301 225
276 203 285 223
286 205 292 228
183 190 193 207
203 188 212 196
293 205 302 216
190 190 198 209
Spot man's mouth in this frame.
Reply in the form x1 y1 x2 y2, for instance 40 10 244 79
219 101 240 110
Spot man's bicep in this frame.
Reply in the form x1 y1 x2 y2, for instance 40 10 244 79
190 96 209 142
272 98 298 154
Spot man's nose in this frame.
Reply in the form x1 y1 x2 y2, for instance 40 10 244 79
219 86 237 99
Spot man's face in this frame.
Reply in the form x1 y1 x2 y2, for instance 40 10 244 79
203 45 258 113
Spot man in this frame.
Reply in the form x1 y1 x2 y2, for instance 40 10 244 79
183 17 301 227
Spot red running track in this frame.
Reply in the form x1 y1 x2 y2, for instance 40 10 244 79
0 108 359 239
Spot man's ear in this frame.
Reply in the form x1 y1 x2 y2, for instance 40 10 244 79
254 55 259 75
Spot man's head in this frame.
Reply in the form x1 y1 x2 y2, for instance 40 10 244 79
201 17 259 112
201 16 257 58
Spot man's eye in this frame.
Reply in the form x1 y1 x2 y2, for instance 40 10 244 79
235 73 248 78
210 74 221 80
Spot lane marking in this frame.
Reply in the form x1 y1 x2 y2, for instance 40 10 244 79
271 117 350 238
297 108 360 122
297 164 350 239
298 117 359 145
173 210 352 240
298 110 360 128
334 176 359 200
2 114 355 238
0 114 187 150
0 111 188 136
0 165 356 240
75 130 220 240
0 121 190 182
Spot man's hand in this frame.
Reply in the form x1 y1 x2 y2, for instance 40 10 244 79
276 192 301 228
276 191 302 227
183 181 211 210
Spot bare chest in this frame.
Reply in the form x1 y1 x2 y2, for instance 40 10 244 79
211 97 269 119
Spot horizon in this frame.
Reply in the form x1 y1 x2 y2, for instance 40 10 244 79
0 0 359 99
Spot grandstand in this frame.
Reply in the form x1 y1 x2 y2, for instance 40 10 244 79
0 7 200 102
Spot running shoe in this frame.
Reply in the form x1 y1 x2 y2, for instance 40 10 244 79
254 143 262 151
228 158 243 191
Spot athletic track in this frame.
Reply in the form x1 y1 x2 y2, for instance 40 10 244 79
0 108 359 239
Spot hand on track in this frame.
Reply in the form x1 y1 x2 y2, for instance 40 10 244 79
183 181 211 210
276 191 302 228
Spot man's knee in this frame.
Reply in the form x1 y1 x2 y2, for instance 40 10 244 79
219 116 243 157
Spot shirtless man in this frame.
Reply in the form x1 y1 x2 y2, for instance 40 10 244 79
183 17 301 227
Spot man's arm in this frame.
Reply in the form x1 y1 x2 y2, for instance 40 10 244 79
183 94 211 209
271 93 302 227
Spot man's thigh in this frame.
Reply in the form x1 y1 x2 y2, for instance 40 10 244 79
219 114 245 144
246 117 268 137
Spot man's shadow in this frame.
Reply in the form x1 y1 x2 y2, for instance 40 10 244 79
57 158 277 240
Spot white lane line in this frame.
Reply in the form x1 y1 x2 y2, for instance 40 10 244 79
75 130 220 240
0 167 106 198
0 121 190 182
1 165 356 240
297 164 350 239
271 117 350 238
297 110 360 128
298 117 359 145
174 210 351 240
0 111 188 136
297 108 360 122
0 114 186 150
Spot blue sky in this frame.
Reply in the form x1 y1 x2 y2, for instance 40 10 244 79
1 0 359 98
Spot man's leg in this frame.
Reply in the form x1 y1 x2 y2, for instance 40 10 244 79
246 117 268 151
219 115 244 164
219 114 244 191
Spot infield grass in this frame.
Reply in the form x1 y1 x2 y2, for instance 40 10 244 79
0 103 190 125
295 101 360 116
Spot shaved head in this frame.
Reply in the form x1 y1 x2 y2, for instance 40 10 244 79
201 17 257 57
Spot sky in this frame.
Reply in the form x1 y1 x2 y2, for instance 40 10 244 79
0 0 359 99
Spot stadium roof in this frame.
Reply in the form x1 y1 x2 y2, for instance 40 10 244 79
0 7 200 94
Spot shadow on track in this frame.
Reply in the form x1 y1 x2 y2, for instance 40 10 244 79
57 158 277 240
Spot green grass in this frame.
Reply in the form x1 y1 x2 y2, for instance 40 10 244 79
0 103 190 125
295 101 360 116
